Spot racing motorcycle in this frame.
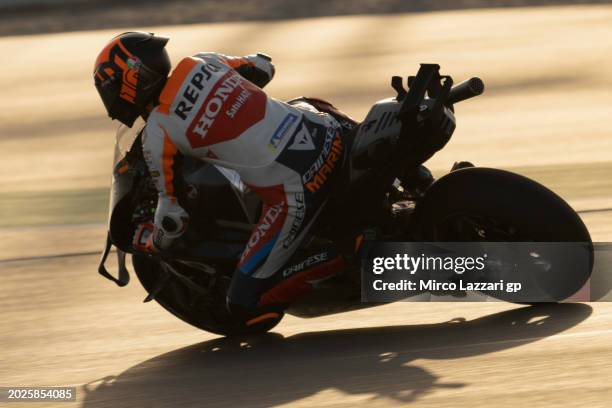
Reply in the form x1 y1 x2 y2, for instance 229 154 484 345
98 64 593 336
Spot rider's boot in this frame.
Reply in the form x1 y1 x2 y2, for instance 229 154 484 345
227 250 346 328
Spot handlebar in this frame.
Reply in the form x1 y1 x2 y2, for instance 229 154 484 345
397 65 482 164
355 65 482 169
447 77 484 105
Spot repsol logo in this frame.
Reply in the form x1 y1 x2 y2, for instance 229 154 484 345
174 62 222 120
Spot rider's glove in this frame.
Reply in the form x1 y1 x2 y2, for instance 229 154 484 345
152 197 190 251
244 53 275 88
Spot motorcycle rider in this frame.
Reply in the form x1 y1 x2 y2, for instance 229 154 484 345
93 32 355 327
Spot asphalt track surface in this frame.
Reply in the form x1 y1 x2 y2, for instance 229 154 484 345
1 5 612 408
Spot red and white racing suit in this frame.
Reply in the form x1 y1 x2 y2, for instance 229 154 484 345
142 52 348 310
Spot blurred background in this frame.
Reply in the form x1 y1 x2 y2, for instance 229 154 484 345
1 1 611 407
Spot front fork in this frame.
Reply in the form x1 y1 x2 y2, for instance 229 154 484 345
388 161 475 240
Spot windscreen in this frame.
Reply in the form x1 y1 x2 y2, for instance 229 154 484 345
108 118 146 227
113 118 145 167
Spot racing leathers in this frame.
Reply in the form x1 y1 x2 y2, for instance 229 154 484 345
141 52 347 315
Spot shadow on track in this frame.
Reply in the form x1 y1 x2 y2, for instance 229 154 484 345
81 303 591 407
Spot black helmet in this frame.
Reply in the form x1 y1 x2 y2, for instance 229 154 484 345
94 32 171 127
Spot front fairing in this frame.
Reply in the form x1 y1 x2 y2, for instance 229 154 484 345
104 118 259 255
98 118 147 285
107 118 151 250
108 119 144 217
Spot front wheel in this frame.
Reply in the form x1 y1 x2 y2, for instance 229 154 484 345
413 167 593 302
132 255 283 336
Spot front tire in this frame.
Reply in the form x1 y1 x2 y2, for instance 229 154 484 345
132 255 283 336
413 167 593 302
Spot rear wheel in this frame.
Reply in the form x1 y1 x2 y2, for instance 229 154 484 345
132 255 283 336
413 167 593 302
